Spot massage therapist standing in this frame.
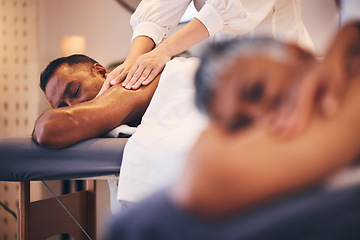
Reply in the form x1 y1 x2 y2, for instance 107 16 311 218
97 0 314 94
101 0 316 209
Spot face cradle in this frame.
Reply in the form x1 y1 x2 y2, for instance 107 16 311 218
210 54 307 131
45 64 106 108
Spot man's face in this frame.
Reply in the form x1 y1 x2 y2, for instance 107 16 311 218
45 64 106 108
209 50 311 131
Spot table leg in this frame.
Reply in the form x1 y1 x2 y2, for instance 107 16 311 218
18 182 30 240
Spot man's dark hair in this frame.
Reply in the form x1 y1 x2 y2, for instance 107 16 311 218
40 54 98 93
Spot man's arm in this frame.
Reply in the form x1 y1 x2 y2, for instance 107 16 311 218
33 75 160 149
172 75 360 219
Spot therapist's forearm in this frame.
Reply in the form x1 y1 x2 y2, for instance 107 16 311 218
125 36 156 64
155 18 210 58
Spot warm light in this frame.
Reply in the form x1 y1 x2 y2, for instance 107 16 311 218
60 35 86 57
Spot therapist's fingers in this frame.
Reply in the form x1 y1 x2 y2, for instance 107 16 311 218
321 55 350 118
272 64 342 137
110 70 128 86
97 64 127 97
285 78 317 136
123 64 145 89
279 56 349 137
122 64 137 88
97 71 121 97
142 66 164 86
107 64 125 85
132 67 153 89
132 65 163 89
96 77 112 97
267 71 319 137
318 70 347 119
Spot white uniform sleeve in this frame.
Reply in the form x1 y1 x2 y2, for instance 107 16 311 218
195 0 277 36
130 0 191 45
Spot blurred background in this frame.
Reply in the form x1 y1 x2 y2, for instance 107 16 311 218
0 0 342 239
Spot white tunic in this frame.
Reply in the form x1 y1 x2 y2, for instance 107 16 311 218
118 58 208 202
118 0 315 202
131 0 314 51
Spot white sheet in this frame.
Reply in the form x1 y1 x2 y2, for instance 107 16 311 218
117 57 208 202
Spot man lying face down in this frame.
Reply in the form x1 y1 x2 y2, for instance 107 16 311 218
32 38 337 149
33 50 313 149
104 22 360 239
33 55 160 148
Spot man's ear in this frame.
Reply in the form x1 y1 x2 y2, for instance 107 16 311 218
93 63 109 79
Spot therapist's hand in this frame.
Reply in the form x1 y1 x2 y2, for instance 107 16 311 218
96 61 135 97
96 36 156 97
268 66 345 137
122 46 172 90
268 59 346 137
268 19 360 137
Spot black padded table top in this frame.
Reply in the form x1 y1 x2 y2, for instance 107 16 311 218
0 135 126 181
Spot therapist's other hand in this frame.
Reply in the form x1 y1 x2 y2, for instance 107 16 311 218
268 60 346 138
269 18 360 137
96 61 135 97
122 47 172 90
208 42 345 139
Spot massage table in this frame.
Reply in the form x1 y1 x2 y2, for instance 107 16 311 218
2 135 360 240
0 135 127 240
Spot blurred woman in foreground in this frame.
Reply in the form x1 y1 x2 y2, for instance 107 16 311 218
105 21 360 240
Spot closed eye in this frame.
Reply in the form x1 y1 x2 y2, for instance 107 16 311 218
68 82 80 98
226 114 253 132
73 86 80 97
241 81 264 103
58 102 68 108
63 81 80 98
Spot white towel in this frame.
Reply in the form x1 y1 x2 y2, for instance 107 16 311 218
106 124 137 138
